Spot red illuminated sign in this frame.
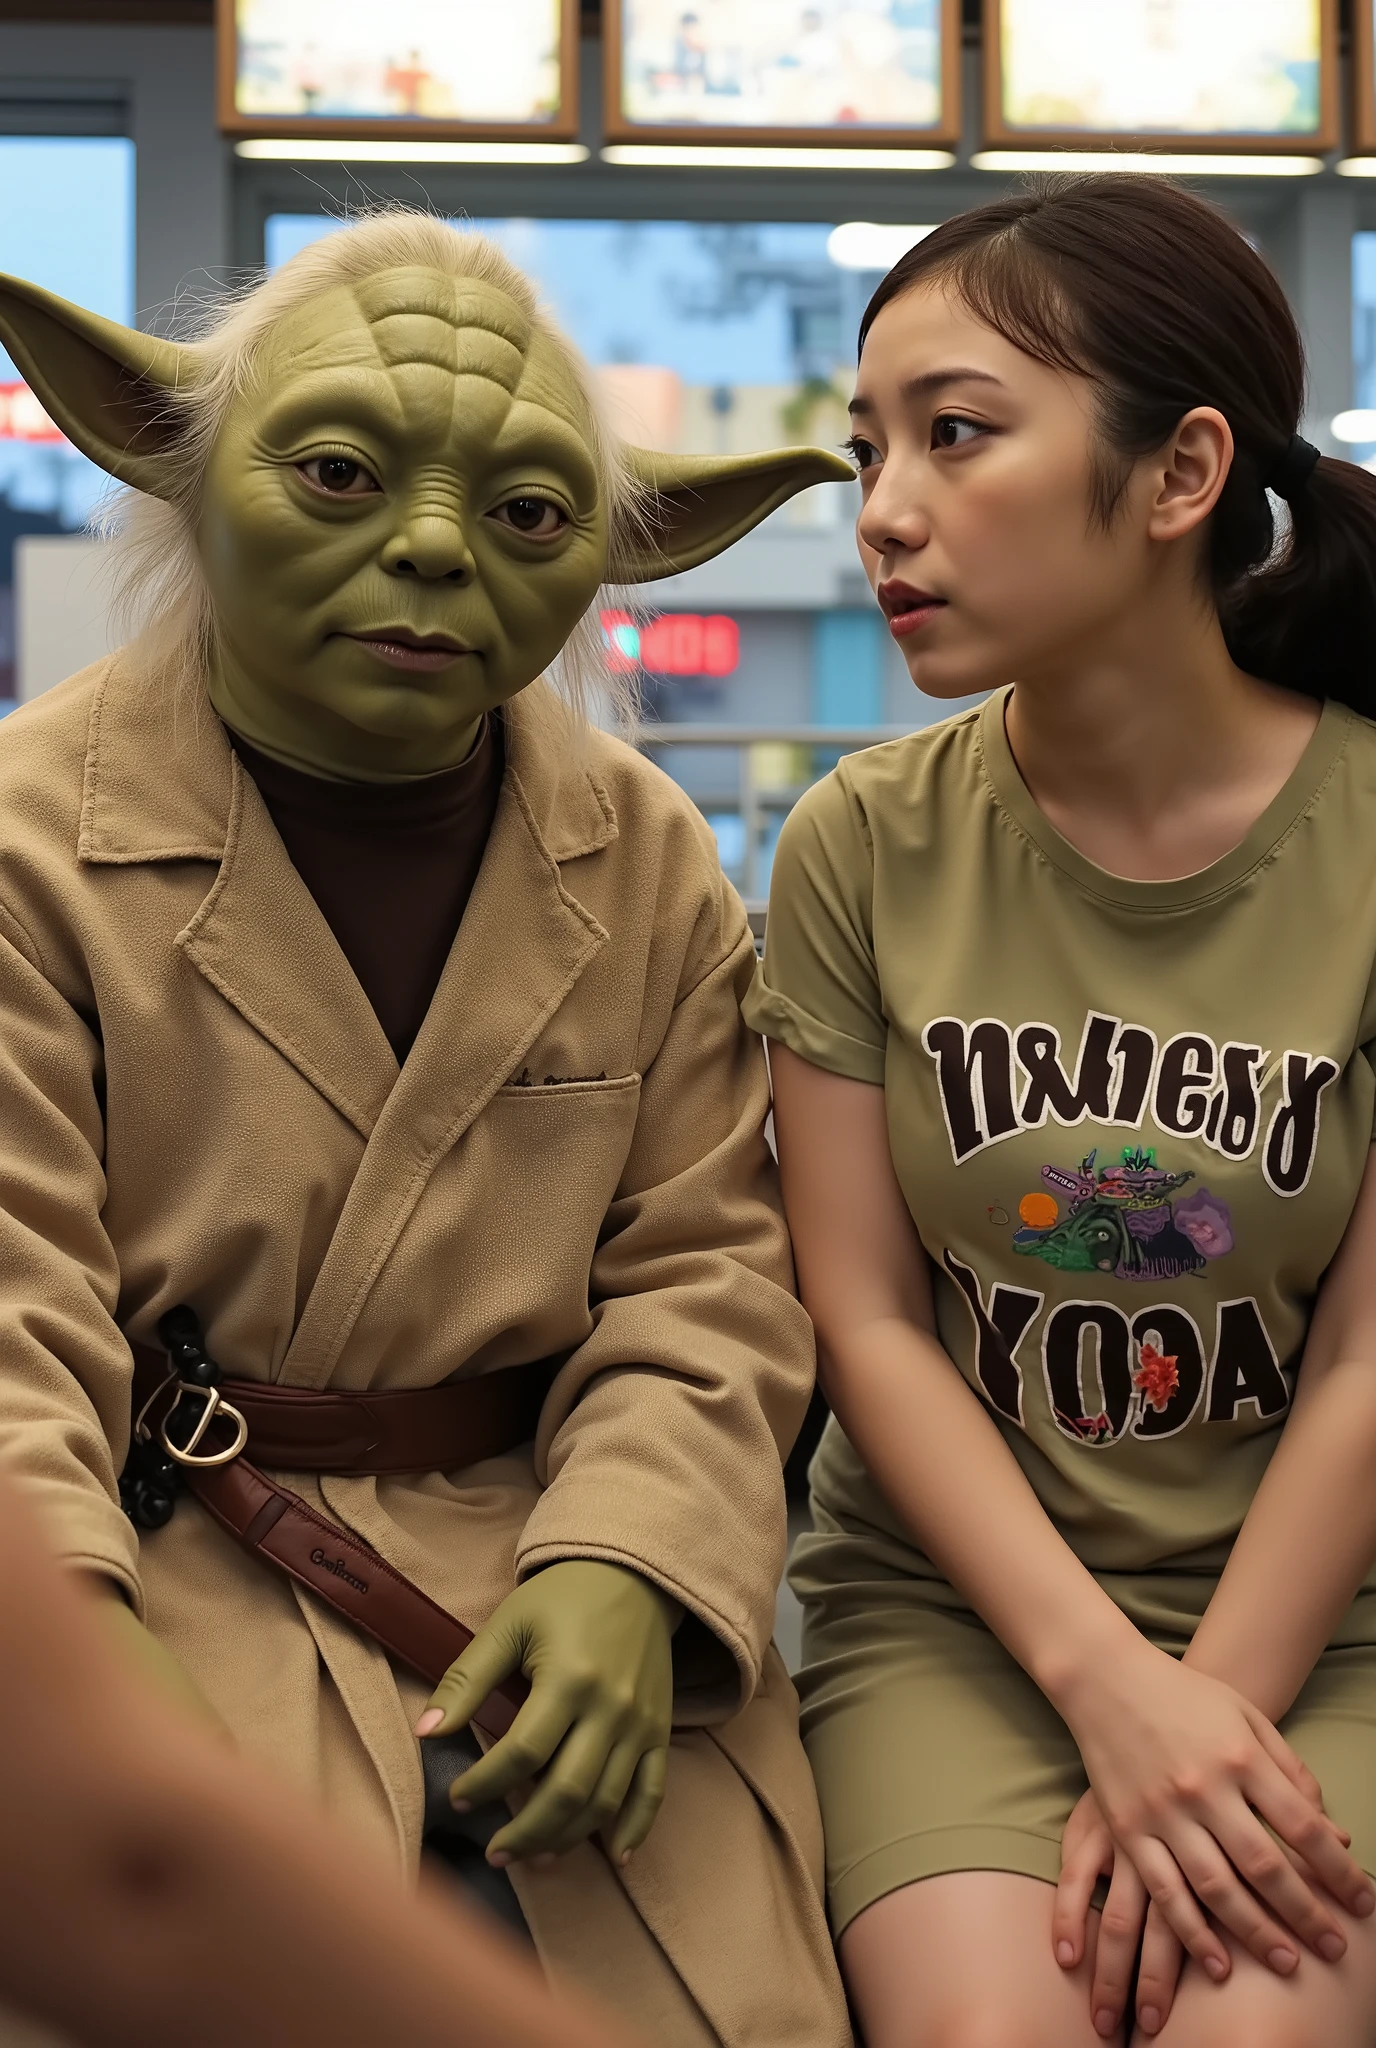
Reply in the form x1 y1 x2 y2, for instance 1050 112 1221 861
600 609 739 677
0 383 64 444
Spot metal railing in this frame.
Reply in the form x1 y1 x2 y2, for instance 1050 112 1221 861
636 723 915 906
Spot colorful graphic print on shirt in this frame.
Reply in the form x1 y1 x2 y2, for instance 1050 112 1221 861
1011 1144 1234 1284
918 1010 1329 1450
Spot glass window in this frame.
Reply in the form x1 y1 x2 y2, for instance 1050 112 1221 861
1352 231 1376 465
267 213 869 397
0 137 135 703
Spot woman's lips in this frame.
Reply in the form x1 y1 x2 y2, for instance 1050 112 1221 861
347 632 472 673
886 600 946 641
877 580 947 642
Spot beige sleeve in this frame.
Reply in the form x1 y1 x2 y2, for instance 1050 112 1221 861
515 886 816 1723
742 764 887 1086
0 904 141 1604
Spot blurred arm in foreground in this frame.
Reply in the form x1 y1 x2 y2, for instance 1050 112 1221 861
0 1472 639 2048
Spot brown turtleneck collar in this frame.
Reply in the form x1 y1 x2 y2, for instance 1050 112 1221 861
231 716 505 1063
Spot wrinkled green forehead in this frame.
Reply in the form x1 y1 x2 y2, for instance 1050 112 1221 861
254 265 593 433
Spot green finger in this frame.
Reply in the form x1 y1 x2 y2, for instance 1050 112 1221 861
446 1689 577 1810
486 1717 617 1863
608 1745 669 1865
530 1739 642 1862
416 1624 523 1739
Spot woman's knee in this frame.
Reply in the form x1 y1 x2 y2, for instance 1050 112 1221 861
864 2003 1111 2048
932 2014 1097 2048
842 1872 1109 2048
1146 2017 1309 2048
1145 1974 1365 2048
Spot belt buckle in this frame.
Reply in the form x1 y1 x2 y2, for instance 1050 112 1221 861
157 1381 249 1467
135 1304 250 1470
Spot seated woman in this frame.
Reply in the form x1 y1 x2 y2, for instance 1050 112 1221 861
750 174 1376 2046
0 213 853 2048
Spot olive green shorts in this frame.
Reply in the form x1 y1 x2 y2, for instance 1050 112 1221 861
791 1529 1376 1939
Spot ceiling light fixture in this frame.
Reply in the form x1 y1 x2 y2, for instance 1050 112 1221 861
827 222 938 269
600 144 956 171
1331 410 1376 442
234 139 591 165
971 149 1323 177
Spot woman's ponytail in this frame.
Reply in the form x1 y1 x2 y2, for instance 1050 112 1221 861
1222 457 1376 722
860 174 1376 722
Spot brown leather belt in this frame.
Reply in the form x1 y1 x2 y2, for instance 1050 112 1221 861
131 1351 550 1477
129 1341 549 1741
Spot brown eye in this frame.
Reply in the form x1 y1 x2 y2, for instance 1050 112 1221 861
845 435 880 472
933 415 983 451
491 496 567 540
298 456 380 496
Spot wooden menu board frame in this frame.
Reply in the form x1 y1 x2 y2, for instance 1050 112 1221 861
982 0 1338 155
603 0 962 150
1355 0 1376 155
217 0 581 142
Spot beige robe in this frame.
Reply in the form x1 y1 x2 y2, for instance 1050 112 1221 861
0 654 850 2048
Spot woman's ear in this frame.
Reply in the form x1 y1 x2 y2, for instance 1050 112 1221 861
0 272 194 499
1149 405 1234 543
616 444 856 580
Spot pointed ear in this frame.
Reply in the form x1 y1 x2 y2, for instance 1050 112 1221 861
0 272 194 499
616 444 855 581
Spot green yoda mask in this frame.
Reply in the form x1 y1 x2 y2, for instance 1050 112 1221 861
0 259 852 782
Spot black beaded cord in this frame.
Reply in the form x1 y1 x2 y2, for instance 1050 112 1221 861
117 1304 220 1530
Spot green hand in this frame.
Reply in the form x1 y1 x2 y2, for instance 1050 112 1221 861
414 1560 679 1868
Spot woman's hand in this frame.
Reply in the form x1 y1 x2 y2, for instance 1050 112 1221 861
1056 1642 1370 2034
1055 1788 1187 2039
1057 1737 1345 2039
414 1560 678 1868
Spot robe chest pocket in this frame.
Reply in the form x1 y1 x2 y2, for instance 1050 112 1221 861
487 1075 644 1224
496 1071 642 1101
491 1072 643 1149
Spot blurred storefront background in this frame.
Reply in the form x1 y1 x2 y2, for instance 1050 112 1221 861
0 136 134 704
5 1 1376 901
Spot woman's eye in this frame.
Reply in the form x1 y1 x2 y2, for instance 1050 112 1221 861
297 456 380 496
933 415 983 450
490 496 568 540
844 435 880 472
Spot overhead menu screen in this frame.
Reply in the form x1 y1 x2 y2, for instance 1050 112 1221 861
223 0 574 135
608 0 959 144
989 0 1331 147
1354 0 1376 153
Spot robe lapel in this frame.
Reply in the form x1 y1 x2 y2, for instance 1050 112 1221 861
82 658 616 1394
79 650 400 1141
278 687 614 1391
178 756 400 1141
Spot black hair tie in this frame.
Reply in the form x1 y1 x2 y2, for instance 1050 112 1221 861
1266 433 1321 500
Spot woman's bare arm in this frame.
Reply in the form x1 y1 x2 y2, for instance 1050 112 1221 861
1185 1142 1376 1720
771 1047 1145 1701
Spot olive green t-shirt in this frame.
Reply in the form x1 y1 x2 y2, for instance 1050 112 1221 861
747 690 1376 1599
